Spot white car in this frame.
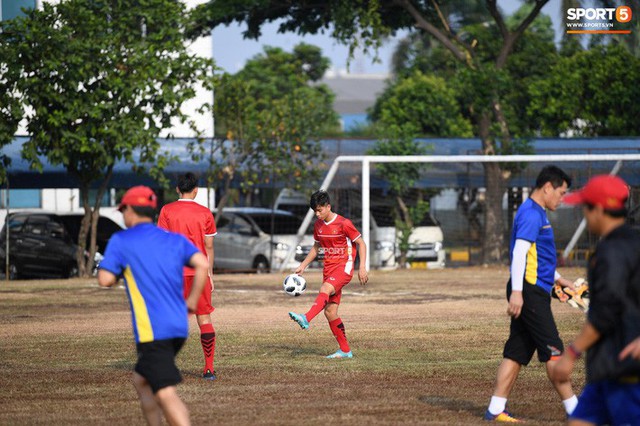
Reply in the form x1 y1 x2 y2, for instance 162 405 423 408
212 207 314 273
368 207 446 269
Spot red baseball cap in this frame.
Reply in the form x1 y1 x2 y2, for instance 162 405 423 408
118 186 158 211
563 175 629 209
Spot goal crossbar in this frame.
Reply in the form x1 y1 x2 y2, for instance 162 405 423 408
279 153 640 272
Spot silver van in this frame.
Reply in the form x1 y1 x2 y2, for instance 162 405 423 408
212 207 315 273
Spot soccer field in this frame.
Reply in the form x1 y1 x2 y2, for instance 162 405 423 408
1 266 587 425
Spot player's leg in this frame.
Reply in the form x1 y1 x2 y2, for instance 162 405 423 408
289 281 334 329
188 275 216 379
324 297 352 358
133 372 162 426
196 314 216 380
524 285 578 414
155 385 190 426
485 313 534 421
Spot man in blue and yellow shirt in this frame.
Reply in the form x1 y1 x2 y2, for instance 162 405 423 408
98 186 209 426
485 166 579 422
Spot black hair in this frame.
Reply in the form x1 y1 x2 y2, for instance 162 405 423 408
535 165 572 189
131 205 156 219
310 190 330 210
177 172 198 194
585 203 628 218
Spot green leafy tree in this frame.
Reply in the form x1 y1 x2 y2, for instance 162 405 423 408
211 44 338 215
367 124 435 267
528 44 640 136
190 0 555 263
0 0 214 276
370 72 473 137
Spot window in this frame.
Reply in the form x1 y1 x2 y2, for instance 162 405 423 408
0 189 41 208
249 214 303 235
80 189 111 207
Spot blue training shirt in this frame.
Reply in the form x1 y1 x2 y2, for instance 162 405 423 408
99 223 199 344
509 198 557 294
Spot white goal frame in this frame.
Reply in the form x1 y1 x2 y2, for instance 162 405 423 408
280 153 640 272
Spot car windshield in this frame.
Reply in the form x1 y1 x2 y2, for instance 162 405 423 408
249 214 303 235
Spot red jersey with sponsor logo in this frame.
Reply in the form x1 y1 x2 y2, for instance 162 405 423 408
158 199 217 276
314 213 361 268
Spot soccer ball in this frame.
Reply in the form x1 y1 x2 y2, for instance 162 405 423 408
283 274 306 297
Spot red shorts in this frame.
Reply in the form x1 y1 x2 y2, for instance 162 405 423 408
323 262 354 305
183 275 214 315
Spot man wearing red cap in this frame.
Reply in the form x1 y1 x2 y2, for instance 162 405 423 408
553 175 640 426
158 173 218 380
98 185 209 426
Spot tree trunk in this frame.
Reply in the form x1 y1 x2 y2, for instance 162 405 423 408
479 112 507 264
482 162 506 264
77 185 91 278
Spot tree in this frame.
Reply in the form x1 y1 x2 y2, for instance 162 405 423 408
0 0 214 276
367 124 435 267
190 0 554 263
211 44 338 215
370 72 473 137
528 44 640 136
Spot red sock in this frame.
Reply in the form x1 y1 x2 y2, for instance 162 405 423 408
305 293 330 322
329 318 350 352
199 323 215 373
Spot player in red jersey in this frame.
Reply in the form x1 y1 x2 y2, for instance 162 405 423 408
158 173 218 380
288 190 369 358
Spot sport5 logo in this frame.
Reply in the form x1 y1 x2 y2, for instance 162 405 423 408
567 6 632 23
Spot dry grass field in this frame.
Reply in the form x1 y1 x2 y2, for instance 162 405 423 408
0 266 588 425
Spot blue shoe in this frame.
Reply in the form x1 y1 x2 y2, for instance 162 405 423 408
288 312 309 329
326 349 353 359
483 409 522 422
202 369 216 381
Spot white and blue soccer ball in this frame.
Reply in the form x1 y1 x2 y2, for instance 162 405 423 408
283 274 306 297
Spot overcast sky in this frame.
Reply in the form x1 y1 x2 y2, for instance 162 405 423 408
211 0 563 74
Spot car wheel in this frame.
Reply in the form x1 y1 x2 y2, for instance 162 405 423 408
67 264 79 278
253 256 270 274
8 263 19 280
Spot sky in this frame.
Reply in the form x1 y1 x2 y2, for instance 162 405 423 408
211 0 563 75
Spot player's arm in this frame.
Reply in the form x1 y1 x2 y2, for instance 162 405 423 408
186 252 209 313
552 321 601 382
620 337 640 360
554 270 574 288
205 235 214 290
98 269 118 288
354 237 368 285
295 242 320 275
508 238 531 318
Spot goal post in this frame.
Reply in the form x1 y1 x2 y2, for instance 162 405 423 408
279 153 640 272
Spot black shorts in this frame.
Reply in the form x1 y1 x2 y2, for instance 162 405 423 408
135 338 186 393
503 280 564 365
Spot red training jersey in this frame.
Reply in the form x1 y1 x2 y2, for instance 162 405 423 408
158 199 217 276
314 213 361 269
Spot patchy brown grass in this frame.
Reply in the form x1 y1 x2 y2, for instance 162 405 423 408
0 266 588 425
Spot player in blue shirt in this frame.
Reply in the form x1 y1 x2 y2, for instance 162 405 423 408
485 166 579 422
98 186 209 426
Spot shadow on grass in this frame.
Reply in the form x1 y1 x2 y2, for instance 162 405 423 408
418 395 484 417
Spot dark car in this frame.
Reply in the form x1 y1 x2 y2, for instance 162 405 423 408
0 212 121 279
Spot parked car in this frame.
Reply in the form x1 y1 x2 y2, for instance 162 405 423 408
362 205 446 269
0 211 121 279
56 211 124 254
212 207 315 273
401 212 446 269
